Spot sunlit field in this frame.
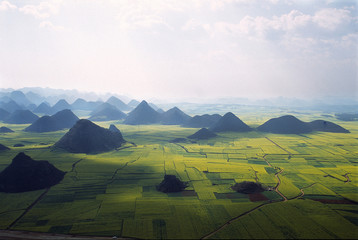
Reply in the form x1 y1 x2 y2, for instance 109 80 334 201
0 113 357 239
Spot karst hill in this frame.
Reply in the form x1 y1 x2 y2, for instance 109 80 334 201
54 119 125 154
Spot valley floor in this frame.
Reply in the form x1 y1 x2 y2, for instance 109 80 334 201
0 118 357 239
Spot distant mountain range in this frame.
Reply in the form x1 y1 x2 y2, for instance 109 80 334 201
0 88 352 135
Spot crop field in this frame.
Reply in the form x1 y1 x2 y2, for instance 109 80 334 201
0 115 357 239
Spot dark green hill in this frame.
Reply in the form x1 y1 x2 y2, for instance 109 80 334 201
210 112 251 132
188 128 217 140
109 124 121 133
10 91 32 107
25 91 44 105
71 98 91 110
0 152 65 193
157 175 187 193
4 110 39 124
0 127 14 133
149 102 159 111
128 99 140 108
310 120 350 133
54 119 125 154
24 116 56 132
90 103 116 115
89 103 126 121
106 96 130 111
33 102 52 114
0 100 23 113
0 143 10 151
157 108 165 114
27 103 37 111
257 115 312 134
0 108 10 121
182 114 221 128
86 101 104 112
51 99 71 114
52 109 80 129
24 109 79 133
160 107 191 125
124 100 160 125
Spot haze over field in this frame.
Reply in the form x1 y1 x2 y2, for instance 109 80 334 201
0 0 357 101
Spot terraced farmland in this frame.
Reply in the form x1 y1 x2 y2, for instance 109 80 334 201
0 119 357 239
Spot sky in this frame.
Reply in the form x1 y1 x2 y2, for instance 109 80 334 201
0 0 357 101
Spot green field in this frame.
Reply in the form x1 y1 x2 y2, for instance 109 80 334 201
0 114 357 239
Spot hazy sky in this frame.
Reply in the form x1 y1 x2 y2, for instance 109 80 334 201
0 0 357 100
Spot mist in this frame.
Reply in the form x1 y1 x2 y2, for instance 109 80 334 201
0 0 357 101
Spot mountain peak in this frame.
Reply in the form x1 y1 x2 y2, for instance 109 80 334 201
210 112 251 132
54 119 125 153
124 100 160 125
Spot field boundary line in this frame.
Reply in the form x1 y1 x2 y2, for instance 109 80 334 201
265 137 292 155
7 188 50 230
108 156 142 184
201 202 269 239
291 183 316 200
172 143 207 158
70 158 85 181
343 173 351 183
116 141 137 151
274 168 287 201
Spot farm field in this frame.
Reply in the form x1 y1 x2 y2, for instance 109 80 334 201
0 114 357 239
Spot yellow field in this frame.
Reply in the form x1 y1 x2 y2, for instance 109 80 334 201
0 116 357 239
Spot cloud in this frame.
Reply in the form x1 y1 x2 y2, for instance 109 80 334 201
313 8 351 30
203 7 354 40
114 1 179 31
200 10 311 39
39 21 64 31
340 33 358 48
0 1 17 11
116 11 171 31
181 18 203 31
19 1 61 19
209 0 286 10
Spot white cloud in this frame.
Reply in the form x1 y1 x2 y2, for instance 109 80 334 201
39 21 64 31
201 10 311 39
313 8 351 30
182 18 203 31
340 33 358 48
209 0 286 10
237 10 312 36
19 1 61 19
0 1 17 11
277 10 312 30
116 12 171 31
204 7 354 40
114 0 180 31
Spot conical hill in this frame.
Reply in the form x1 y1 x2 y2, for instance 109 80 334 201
210 112 251 132
124 100 160 125
257 115 312 134
187 128 217 140
161 107 191 125
0 152 65 193
54 119 125 154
